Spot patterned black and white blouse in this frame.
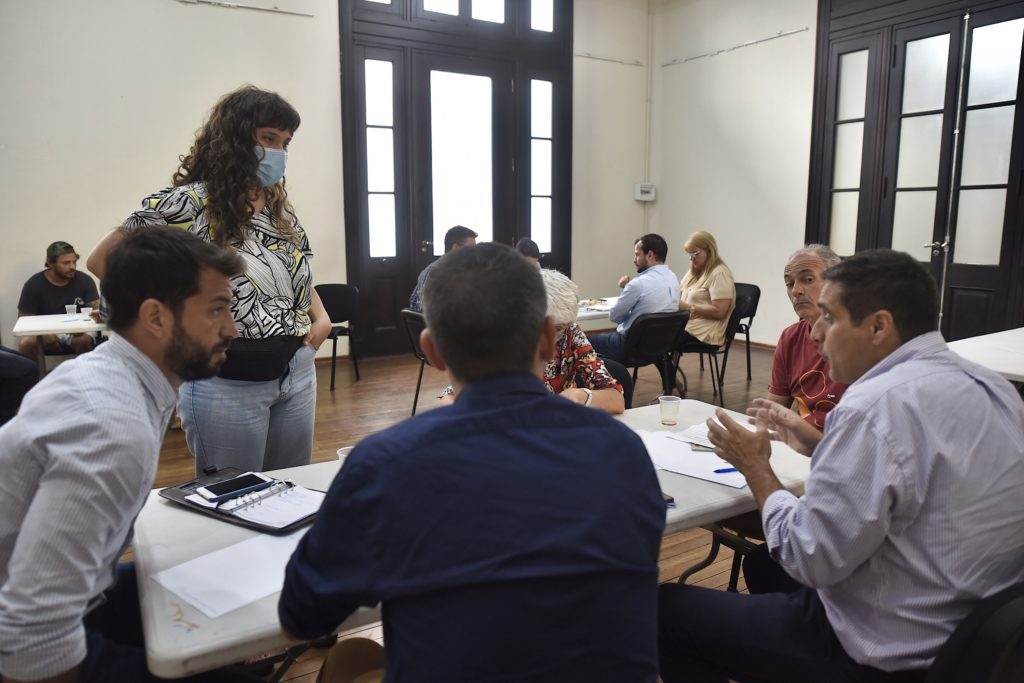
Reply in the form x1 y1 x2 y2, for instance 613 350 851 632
122 182 313 340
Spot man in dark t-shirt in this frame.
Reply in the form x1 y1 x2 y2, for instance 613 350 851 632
17 241 100 357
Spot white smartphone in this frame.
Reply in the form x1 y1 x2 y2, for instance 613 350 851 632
196 472 275 503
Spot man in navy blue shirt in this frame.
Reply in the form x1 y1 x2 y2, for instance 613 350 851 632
280 242 664 682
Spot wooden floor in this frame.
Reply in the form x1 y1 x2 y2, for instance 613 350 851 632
152 342 777 681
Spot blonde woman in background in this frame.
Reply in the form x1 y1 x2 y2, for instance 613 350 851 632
678 231 735 346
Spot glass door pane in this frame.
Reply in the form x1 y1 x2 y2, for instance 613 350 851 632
828 48 869 254
430 70 493 255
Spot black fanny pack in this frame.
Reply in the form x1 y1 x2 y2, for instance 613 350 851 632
218 336 304 382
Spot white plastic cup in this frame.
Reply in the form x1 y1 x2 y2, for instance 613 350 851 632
80 307 93 320
65 304 77 318
659 395 682 426
337 446 355 464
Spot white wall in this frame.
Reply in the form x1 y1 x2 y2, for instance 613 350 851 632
0 0 345 354
649 0 818 345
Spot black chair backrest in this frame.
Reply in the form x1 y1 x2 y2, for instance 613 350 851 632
599 357 634 409
927 581 1024 683
724 295 752 342
400 308 429 365
622 311 689 366
315 284 359 324
734 283 761 324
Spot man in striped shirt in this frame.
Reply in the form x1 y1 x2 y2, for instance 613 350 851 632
659 249 1024 682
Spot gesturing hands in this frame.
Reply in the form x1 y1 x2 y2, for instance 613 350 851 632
745 399 822 457
706 409 772 474
617 275 630 288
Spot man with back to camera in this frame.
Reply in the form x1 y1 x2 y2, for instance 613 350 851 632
589 233 680 363
407 224 477 312
280 242 665 682
17 241 101 357
658 249 1024 681
0 227 264 683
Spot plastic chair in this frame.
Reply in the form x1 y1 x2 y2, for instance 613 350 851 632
599 357 634 409
621 311 691 395
400 308 430 416
926 581 1024 682
674 294 751 407
734 283 761 381
315 284 360 390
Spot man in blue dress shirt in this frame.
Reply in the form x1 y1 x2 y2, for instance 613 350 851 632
280 242 665 682
659 249 1024 681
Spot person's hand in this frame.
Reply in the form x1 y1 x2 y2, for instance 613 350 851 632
304 316 333 350
745 398 822 457
617 275 630 288
88 310 100 322
560 388 590 405
706 409 772 474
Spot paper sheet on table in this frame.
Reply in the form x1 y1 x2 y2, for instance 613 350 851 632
670 418 757 449
583 296 619 312
152 529 307 618
635 429 747 488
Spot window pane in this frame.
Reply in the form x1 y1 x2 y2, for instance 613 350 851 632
902 33 950 114
366 128 394 193
368 194 397 258
431 70 493 255
832 121 863 190
953 189 1006 265
960 106 1015 186
532 80 552 139
365 60 393 127
424 0 458 16
896 114 943 188
531 197 552 252
891 191 936 258
472 0 503 23
968 18 1024 106
531 139 551 196
837 50 869 120
365 0 390 4
829 192 858 255
531 0 553 32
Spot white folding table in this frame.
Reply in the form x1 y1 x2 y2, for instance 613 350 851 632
11 312 107 371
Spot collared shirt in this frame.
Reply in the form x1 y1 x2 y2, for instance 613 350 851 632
610 263 681 335
408 260 436 313
0 334 176 681
762 331 1024 671
280 373 664 682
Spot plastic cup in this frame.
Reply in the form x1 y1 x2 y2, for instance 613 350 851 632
337 446 354 464
80 307 93 320
659 395 682 426
65 304 77 318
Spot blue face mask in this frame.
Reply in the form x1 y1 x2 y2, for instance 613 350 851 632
254 146 288 187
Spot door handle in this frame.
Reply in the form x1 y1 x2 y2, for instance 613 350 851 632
923 239 949 257
420 240 433 254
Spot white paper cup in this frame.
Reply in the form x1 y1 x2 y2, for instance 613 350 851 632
337 446 355 463
80 307 93 320
659 395 682 426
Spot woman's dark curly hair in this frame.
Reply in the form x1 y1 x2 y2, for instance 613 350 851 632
173 85 302 247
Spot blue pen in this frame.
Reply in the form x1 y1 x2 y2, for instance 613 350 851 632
714 467 737 474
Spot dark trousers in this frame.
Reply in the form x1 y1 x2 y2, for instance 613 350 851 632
743 542 803 595
0 346 38 427
78 563 261 682
658 583 927 683
590 331 626 362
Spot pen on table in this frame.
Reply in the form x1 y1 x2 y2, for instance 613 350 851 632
691 444 714 452
714 467 737 474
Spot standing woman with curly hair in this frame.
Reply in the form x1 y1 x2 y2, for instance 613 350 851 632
88 85 331 474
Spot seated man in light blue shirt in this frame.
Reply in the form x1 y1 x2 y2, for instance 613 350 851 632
590 233 680 363
659 249 1024 682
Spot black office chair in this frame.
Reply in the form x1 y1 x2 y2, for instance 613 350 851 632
314 284 360 390
926 580 1024 682
621 311 690 396
0 346 39 427
734 283 761 381
400 308 430 416
674 294 751 407
598 357 634 409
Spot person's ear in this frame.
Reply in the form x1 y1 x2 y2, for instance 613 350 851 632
136 299 173 340
868 310 899 347
536 316 556 366
420 329 447 372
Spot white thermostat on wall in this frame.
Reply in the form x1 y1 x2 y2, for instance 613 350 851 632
633 182 656 202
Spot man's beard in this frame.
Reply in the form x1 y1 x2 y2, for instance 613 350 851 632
166 321 231 382
636 263 648 274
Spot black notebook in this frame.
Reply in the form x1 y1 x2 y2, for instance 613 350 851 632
158 467 325 534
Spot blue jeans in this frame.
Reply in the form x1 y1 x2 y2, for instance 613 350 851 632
80 564 261 682
589 331 626 362
179 344 316 474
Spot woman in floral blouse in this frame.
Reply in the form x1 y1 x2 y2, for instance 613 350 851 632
540 269 624 414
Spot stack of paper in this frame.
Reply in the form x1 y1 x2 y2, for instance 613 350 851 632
635 429 747 488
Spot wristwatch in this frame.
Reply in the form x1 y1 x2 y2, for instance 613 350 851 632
582 388 593 407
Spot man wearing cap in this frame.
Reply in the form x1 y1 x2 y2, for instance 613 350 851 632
17 241 100 357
